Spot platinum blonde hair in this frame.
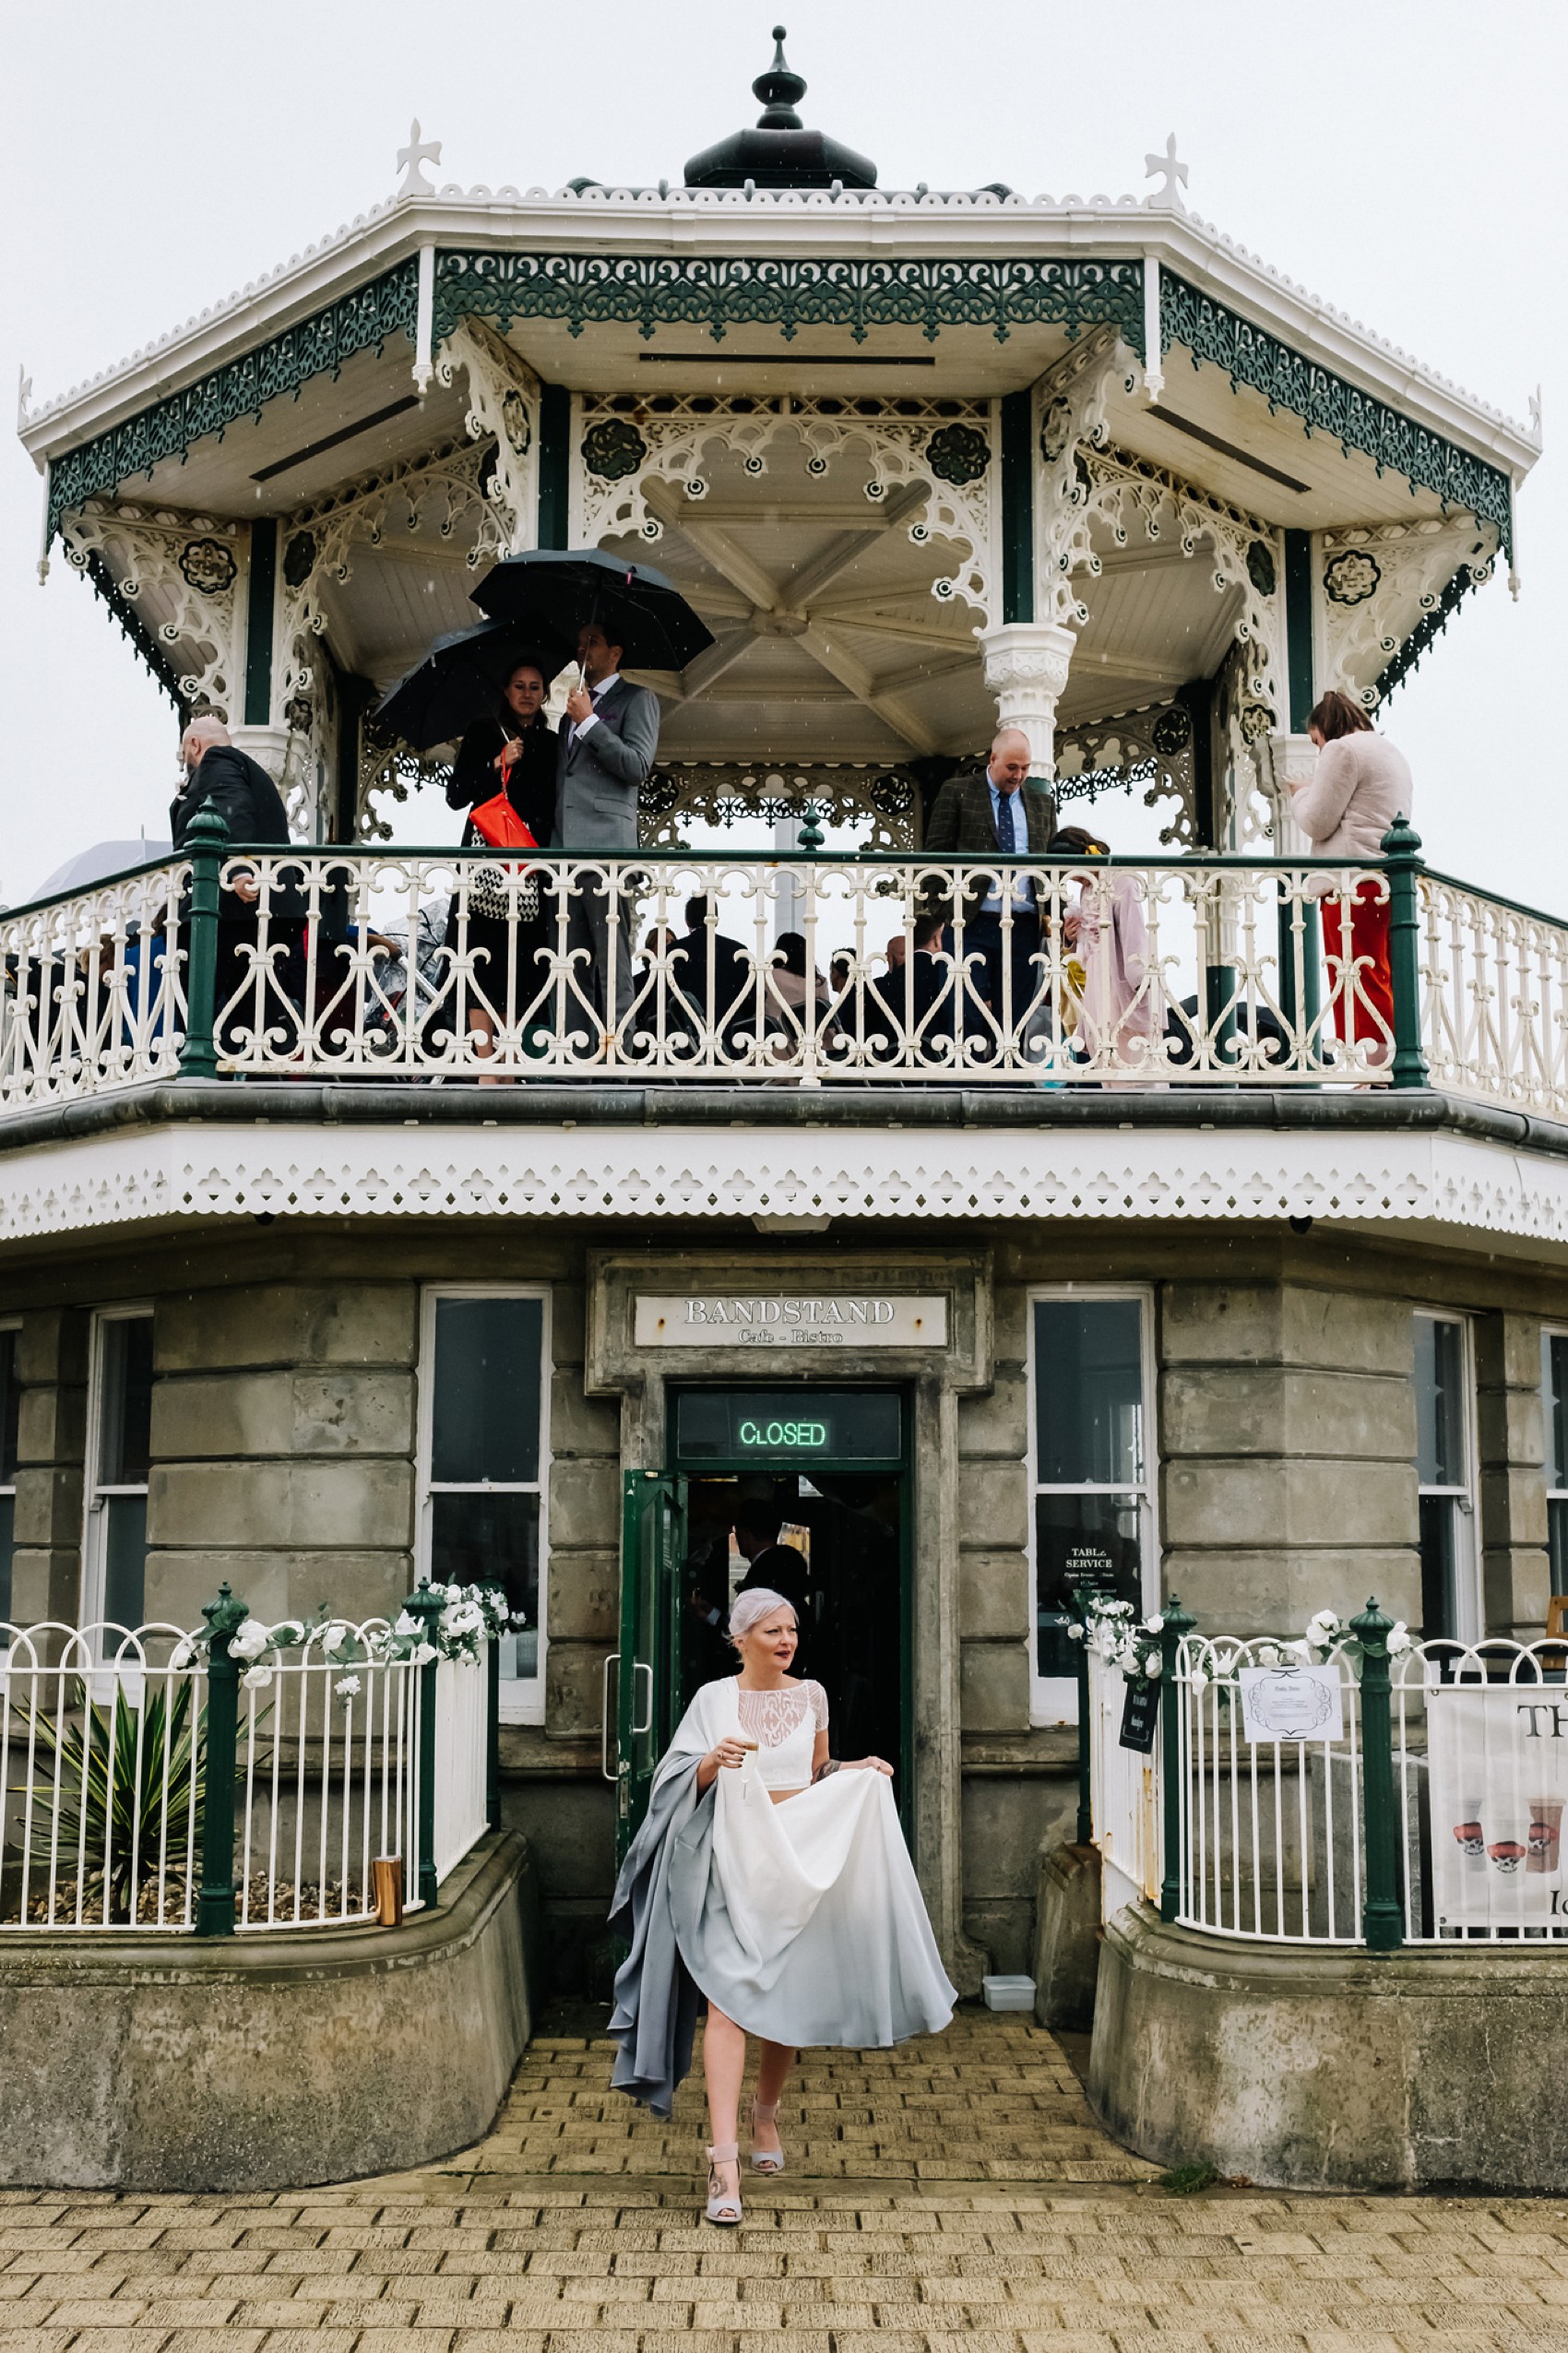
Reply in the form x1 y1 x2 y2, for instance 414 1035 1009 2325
727 1587 797 1648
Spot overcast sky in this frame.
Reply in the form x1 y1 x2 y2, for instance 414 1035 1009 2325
1 0 1562 908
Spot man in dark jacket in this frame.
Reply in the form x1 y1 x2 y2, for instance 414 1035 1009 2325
172 717 303 1055
668 894 753 1050
923 728 1056 1045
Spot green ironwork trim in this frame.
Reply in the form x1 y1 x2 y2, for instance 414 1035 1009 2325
433 249 1147 350
1372 562 1479 705
46 260 421 537
1161 274 1513 554
77 549 185 717
999 388 1034 623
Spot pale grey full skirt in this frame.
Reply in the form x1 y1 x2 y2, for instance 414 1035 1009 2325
609 1753 956 2114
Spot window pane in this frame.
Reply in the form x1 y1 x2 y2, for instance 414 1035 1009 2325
1547 1334 1568 1491
99 1318 153 1487
1550 1498 1568 1601
1035 1491 1141 1681
0 1331 18 1484
431 1491 539 1679
1419 1492 1459 1641
1034 1300 1143 1486
102 1492 148 1629
0 1492 13 1624
1414 1316 1465 1489
430 1298 542 1486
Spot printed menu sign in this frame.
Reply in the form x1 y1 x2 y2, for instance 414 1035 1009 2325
1429 1686 1568 1929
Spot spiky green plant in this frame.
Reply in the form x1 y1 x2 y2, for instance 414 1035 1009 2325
10 1678 203 1917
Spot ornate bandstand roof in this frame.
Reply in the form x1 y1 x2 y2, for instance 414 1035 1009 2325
15 30 1541 838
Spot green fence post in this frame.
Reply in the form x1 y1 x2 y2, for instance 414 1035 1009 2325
1158 1594 1196 1922
404 1582 443 1907
486 1632 502 1834
1351 1596 1404 1951
179 805 230 1080
1381 815 1429 1091
195 1583 248 1936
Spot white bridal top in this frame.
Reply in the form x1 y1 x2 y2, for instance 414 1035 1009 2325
734 1680 830 1789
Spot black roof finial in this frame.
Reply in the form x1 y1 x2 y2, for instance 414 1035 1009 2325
682 23 877 190
754 27 806 129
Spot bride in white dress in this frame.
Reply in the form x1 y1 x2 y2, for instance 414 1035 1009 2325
608 1586 956 2227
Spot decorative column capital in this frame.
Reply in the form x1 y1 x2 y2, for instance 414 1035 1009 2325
231 724 291 782
980 620 1076 780
1266 731 1315 856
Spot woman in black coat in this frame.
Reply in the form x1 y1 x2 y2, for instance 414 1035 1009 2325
443 659 557 1077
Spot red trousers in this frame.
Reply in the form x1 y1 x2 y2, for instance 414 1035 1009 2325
1322 878 1394 1056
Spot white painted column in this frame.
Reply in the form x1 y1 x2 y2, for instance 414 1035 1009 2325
1267 731 1317 856
980 620 1076 781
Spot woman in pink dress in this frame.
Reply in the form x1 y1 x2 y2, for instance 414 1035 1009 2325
1051 826 1159 1081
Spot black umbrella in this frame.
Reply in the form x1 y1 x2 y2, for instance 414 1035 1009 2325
375 619 573 752
469 548 716 672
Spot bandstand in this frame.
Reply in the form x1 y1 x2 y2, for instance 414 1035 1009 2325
6 32 1568 2145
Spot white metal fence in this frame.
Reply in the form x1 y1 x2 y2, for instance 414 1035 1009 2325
1171 1635 1367 1945
232 1620 418 1931
1084 1628 1568 1950
432 1653 490 1886
1 849 1413 1103
1086 1650 1161 1915
1420 873 1568 1121
0 1622 201 1929
1 1615 493 1933
0 861 187 1109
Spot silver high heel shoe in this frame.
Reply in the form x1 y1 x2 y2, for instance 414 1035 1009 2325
705 2141 742 2226
750 2097 785 2175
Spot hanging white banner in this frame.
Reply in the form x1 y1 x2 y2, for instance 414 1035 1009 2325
1428 1684 1568 1930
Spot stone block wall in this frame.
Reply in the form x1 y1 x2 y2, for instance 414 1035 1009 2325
145 1281 419 1627
1158 1276 1421 1634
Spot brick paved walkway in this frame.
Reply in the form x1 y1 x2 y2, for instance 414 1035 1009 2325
4 2005 1566 2351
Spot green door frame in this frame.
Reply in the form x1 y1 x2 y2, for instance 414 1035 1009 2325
613 1469 686 1861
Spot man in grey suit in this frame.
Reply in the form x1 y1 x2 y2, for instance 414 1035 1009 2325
557 619 662 1030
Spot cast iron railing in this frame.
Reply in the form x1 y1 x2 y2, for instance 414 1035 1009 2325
1081 1602 1568 1951
0 1590 493 1934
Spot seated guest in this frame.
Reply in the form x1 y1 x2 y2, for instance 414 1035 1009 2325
829 951 851 997
765 930 837 1049
668 894 753 1041
852 909 972 1069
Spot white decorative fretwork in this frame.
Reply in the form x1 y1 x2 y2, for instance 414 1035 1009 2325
270 437 505 837
1030 327 1142 628
1317 515 1500 707
434 316 540 554
57 502 245 715
4 1120 1567 1253
1054 699 1196 848
570 391 999 621
1073 445 1287 719
639 762 925 850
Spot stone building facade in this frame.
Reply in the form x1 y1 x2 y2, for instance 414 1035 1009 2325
5 1089 1563 1987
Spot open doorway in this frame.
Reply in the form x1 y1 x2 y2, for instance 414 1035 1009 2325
672 1385 909 1807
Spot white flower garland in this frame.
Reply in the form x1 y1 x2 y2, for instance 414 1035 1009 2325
169 1583 517 1697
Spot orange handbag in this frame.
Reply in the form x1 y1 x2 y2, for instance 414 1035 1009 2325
466 777 540 923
